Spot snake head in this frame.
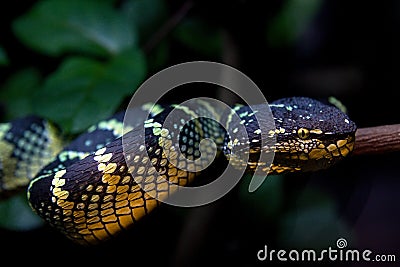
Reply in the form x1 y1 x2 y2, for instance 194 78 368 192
269 97 357 174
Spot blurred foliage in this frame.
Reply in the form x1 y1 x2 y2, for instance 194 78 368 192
0 0 154 231
0 46 8 66
12 0 136 57
239 174 284 221
2 0 149 136
0 68 41 118
121 0 167 44
174 18 223 56
267 0 322 46
278 187 353 249
0 192 43 231
238 174 353 249
32 49 145 133
0 0 361 258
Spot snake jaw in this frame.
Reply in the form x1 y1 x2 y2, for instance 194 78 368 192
270 133 356 174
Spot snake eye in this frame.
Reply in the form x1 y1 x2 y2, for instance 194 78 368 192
297 128 310 139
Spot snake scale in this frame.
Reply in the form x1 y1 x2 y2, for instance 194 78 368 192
0 96 356 245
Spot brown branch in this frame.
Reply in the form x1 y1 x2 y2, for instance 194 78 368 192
353 124 400 156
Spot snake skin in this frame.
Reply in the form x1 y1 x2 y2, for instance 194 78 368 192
0 97 357 245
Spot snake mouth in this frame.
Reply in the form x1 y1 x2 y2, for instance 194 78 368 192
271 134 356 174
308 134 355 160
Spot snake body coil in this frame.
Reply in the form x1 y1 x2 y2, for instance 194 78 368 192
0 97 356 245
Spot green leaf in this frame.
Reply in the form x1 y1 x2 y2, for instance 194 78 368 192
267 0 323 46
0 68 42 119
121 0 167 43
174 18 223 57
0 192 44 231
32 49 146 134
0 46 8 65
13 0 137 57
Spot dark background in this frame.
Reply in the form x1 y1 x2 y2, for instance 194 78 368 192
0 0 399 266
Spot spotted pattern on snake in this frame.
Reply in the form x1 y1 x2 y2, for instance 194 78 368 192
0 116 63 199
0 97 357 245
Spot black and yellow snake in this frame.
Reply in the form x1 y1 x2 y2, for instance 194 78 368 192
0 96 356 245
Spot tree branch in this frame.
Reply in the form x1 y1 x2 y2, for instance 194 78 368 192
353 124 400 156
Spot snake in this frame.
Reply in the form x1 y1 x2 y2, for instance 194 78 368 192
0 96 357 245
